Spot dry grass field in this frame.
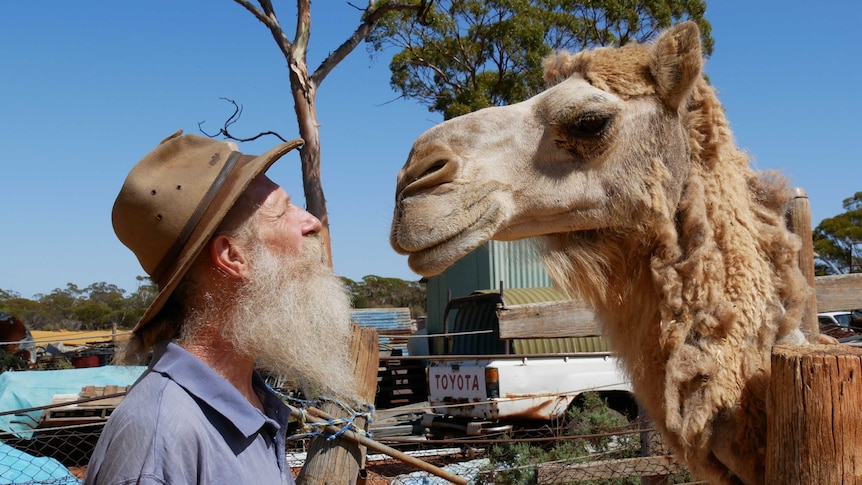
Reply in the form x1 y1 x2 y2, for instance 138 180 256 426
30 329 130 347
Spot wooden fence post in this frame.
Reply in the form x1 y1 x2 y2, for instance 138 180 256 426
296 324 379 485
786 188 819 335
767 344 862 483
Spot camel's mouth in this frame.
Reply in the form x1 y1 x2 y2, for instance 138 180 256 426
495 203 612 241
404 226 489 277
391 187 612 277
392 194 503 277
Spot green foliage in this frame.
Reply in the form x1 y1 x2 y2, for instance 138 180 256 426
0 297 48 329
475 392 638 485
566 391 636 453
813 191 862 275
368 0 712 119
341 275 426 316
0 277 157 331
0 350 29 373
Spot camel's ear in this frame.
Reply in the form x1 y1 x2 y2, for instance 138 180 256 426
650 21 703 111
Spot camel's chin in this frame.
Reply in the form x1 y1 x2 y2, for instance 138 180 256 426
405 241 482 277
407 252 456 278
403 227 494 277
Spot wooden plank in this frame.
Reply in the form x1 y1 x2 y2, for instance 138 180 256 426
815 273 862 312
537 455 687 484
496 273 862 340
767 344 862 483
497 300 601 339
78 385 129 407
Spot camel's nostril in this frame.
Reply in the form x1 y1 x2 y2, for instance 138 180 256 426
401 158 457 196
414 161 447 184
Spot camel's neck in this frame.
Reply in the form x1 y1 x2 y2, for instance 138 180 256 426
542 232 668 412
541 232 663 353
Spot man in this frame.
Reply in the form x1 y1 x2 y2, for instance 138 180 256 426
85 131 358 484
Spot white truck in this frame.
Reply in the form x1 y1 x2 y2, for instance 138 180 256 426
422 289 636 436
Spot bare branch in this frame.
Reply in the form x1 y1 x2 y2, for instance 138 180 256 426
233 0 278 30
234 0 293 59
292 0 310 61
198 98 289 143
311 0 432 87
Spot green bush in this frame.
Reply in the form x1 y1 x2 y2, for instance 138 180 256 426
475 392 638 485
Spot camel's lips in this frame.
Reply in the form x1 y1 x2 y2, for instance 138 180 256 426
396 203 502 277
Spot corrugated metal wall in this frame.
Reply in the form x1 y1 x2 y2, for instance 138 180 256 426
426 240 551 338
445 293 508 355
351 308 414 354
351 308 413 332
428 286 608 356
487 240 551 289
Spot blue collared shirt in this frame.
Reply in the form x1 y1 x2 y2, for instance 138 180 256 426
84 341 295 485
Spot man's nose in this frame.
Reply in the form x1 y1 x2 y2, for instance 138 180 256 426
301 209 322 236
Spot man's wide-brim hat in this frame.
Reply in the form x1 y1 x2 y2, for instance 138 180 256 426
112 130 303 333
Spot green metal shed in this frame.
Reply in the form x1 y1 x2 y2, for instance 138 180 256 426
425 241 609 356
425 240 551 337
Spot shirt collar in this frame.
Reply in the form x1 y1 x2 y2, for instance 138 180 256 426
149 341 288 438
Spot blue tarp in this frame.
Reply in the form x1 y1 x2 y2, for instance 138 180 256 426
0 366 145 436
0 442 78 485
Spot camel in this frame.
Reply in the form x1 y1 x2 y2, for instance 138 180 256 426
390 22 816 485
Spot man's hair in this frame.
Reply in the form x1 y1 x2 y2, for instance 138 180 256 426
114 186 262 365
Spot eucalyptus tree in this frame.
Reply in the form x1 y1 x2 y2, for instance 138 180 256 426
367 0 712 119
814 191 862 274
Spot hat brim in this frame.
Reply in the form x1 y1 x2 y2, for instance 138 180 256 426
132 138 304 333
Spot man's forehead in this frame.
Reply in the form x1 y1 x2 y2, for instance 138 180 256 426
248 175 282 204
253 177 298 215
225 175 285 225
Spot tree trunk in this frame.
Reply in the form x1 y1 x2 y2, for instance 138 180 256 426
289 58 333 267
232 0 429 271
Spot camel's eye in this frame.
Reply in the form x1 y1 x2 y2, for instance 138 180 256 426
551 111 616 160
567 113 611 138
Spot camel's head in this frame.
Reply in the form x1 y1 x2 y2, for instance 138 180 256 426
391 22 704 276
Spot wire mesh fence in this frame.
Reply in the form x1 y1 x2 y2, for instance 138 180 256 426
356 418 704 485
0 401 706 485
0 424 96 484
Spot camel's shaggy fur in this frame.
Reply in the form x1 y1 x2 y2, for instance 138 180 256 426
390 23 815 484
538 26 810 484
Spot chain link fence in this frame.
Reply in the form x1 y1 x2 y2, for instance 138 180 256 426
356 416 703 484
0 424 95 484
0 399 704 484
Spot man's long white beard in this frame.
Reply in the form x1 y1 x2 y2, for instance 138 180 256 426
223 238 358 401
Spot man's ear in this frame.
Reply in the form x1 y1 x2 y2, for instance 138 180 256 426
209 235 249 279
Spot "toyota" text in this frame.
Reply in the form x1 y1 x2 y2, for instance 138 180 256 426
435 373 480 391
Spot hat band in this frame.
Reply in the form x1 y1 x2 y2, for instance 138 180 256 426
150 151 242 285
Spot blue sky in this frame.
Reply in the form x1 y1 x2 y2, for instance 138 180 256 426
1 1 859 299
